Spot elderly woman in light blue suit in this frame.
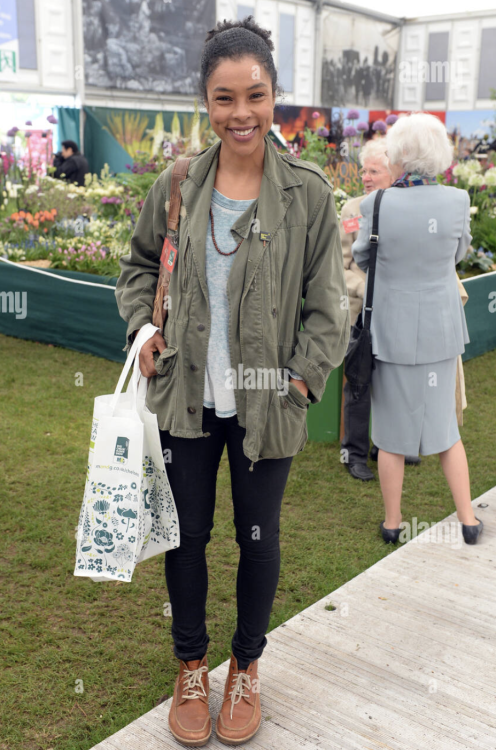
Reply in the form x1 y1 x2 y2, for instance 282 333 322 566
352 113 483 546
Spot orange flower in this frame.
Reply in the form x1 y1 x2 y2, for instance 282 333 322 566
11 212 19 221
26 212 33 221
19 211 26 218
24 225 29 231
34 212 40 220
33 220 39 228
44 227 48 233
27 216 33 224
51 208 57 215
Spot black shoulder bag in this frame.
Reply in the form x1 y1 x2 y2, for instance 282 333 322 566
344 188 385 400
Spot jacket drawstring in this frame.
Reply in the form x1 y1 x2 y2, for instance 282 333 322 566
249 461 254 472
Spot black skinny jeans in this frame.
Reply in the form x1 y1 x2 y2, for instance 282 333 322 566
159 407 293 670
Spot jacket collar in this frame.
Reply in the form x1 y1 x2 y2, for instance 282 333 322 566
179 134 301 297
187 133 302 193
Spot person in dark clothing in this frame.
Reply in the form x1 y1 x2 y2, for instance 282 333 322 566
53 140 89 187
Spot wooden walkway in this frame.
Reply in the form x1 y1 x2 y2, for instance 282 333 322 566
91 487 496 750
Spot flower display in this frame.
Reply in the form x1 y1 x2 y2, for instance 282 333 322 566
346 109 360 120
8 208 57 233
386 114 398 125
468 173 485 187
356 121 369 132
371 120 387 133
3 133 494 280
49 241 107 272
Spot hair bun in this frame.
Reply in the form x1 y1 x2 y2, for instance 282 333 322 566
205 15 274 52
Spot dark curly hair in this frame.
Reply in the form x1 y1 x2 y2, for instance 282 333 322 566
199 16 282 104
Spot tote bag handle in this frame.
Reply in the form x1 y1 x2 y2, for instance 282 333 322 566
110 323 160 414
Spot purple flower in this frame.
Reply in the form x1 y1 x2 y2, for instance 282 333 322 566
47 115 58 124
347 109 360 120
101 197 108 204
352 141 360 148
386 114 398 126
317 126 329 137
372 120 387 133
125 164 131 169
343 126 357 137
25 120 32 126
312 111 320 119
356 121 369 132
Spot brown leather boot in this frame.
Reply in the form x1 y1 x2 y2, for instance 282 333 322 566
216 653 262 745
168 654 211 747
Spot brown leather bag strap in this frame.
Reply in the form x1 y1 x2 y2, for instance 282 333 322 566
167 156 192 232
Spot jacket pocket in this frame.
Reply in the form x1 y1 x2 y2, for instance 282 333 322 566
258 388 308 459
153 344 178 377
285 380 311 408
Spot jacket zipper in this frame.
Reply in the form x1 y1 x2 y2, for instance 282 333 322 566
183 234 191 291
266 240 277 318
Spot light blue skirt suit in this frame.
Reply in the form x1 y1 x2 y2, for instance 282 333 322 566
351 184 471 456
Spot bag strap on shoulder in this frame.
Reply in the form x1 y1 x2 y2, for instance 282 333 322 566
167 157 192 232
363 188 385 330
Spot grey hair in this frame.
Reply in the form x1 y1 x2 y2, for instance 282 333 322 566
359 139 391 173
386 112 453 177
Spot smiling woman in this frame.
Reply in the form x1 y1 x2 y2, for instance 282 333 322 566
199 16 282 200
114 14 350 748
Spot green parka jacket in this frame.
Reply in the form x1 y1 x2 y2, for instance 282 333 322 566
115 134 350 466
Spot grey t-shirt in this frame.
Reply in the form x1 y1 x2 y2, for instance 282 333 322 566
203 188 254 417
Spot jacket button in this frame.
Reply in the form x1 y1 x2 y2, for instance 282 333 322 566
190 364 198 371
282 400 289 409
187 406 196 414
197 324 205 331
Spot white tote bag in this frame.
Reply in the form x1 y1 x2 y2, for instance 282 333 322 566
74 324 180 583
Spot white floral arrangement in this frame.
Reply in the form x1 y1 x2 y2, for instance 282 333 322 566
0 241 26 261
452 161 496 187
333 187 350 219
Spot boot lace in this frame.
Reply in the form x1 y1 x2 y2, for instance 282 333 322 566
182 665 208 700
228 671 252 720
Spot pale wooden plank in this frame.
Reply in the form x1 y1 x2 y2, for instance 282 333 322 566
90 488 496 750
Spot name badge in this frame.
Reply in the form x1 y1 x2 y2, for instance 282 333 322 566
160 236 178 272
342 216 362 234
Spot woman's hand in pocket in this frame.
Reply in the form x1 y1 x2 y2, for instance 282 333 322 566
139 331 166 377
289 377 309 399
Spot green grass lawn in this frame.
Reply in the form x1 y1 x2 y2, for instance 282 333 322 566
1 333 495 750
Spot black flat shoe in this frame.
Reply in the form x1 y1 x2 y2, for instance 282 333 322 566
462 518 483 545
405 455 421 466
380 521 402 544
347 463 375 481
